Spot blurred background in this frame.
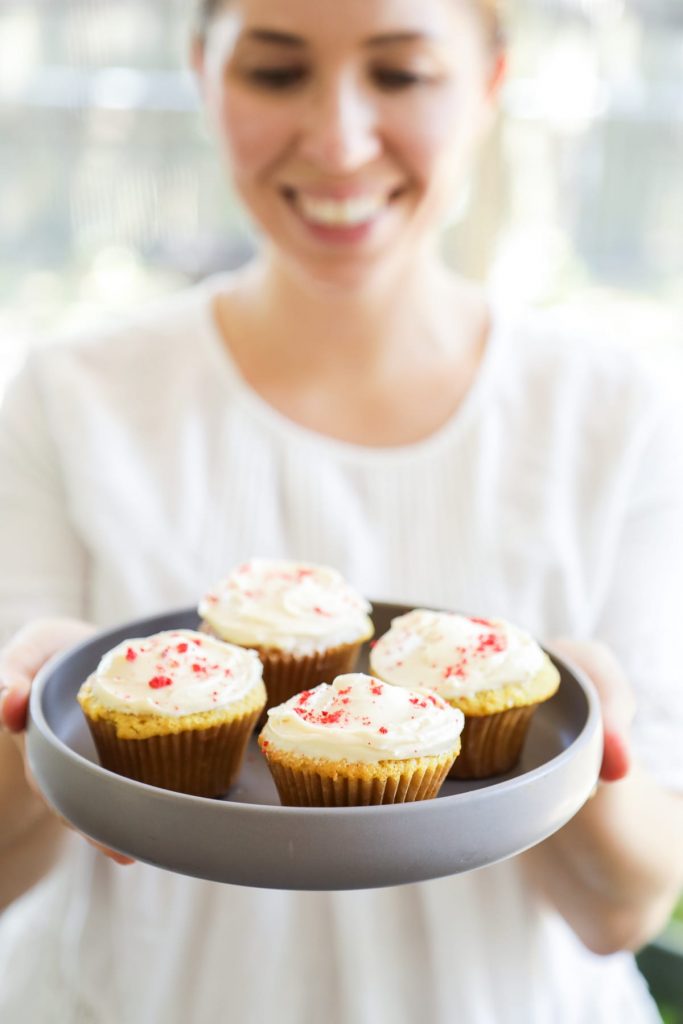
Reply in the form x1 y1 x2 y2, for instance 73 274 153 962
0 0 682 391
0 0 681 1015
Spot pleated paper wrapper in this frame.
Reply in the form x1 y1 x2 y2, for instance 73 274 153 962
448 704 538 779
84 706 262 796
261 748 458 807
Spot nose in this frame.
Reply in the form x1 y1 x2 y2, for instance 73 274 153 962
298 72 382 172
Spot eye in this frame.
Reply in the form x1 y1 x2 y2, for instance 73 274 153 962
372 68 428 91
245 67 308 90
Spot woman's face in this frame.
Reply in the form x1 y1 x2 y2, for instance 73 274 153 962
196 0 503 288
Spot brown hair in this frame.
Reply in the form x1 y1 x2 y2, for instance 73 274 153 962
478 0 506 48
195 0 505 47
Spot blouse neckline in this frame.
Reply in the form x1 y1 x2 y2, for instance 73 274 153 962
196 272 508 465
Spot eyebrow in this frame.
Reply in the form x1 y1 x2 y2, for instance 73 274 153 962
365 32 435 48
242 29 434 49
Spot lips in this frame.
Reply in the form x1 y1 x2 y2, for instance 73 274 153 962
281 185 405 230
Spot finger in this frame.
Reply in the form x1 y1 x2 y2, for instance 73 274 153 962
83 836 136 866
0 620 95 733
550 637 636 783
600 730 631 783
0 619 95 688
1 682 30 733
50 805 136 866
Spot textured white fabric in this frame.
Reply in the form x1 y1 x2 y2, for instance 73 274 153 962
1 274 681 1023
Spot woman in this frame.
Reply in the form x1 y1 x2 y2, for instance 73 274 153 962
1 1 682 1020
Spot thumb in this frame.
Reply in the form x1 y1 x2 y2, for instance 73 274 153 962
0 618 95 732
549 637 636 783
1 684 32 733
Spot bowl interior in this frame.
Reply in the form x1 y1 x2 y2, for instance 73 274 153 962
38 604 590 807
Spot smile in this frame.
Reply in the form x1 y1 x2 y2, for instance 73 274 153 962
296 194 387 227
281 186 405 232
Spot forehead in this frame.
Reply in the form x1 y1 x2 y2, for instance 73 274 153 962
214 0 465 42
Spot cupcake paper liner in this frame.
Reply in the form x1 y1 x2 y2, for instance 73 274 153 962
256 641 363 716
262 751 456 807
84 707 262 796
448 703 538 780
200 623 366 723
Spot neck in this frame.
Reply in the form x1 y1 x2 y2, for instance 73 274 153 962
235 246 475 377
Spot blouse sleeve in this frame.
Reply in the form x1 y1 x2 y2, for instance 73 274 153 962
0 356 88 644
593 386 683 792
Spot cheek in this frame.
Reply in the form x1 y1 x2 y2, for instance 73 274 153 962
387 91 486 211
215 90 293 179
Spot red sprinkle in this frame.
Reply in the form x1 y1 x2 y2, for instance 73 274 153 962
125 648 137 661
148 676 173 689
379 726 388 735
176 643 188 654
192 663 204 673
476 633 505 654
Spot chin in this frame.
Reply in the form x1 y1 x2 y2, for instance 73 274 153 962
275 228 425 296
295 255 403 297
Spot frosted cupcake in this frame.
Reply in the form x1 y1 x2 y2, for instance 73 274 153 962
370 610 560 779
258 672 464 807
198 559 374 713
77 629 266 796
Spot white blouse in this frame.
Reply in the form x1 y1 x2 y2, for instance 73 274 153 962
1 275 681 1023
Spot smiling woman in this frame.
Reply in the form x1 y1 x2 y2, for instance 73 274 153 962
192 0 505 301
1 1 682 1023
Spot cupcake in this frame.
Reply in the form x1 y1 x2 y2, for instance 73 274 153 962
258 672 464 807
198 559 374 714
370 610 560 779
77 628 266 796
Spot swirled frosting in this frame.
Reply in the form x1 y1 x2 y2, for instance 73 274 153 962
370 610 547 699
259 673 464 763
198 559 374 654
88 629 264 718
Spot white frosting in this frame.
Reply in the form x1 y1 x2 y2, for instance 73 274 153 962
88 629 264 718
198 559 374 654
370 610 547 699
260 673 464 763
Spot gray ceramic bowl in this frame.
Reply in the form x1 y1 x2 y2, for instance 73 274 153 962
27 602 602 891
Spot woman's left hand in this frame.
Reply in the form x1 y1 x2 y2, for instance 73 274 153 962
522 638 683 953
549 637 636 783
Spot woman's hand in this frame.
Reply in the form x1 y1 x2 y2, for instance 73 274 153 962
522 636 683 954
0 618 135 866
549 637 636 783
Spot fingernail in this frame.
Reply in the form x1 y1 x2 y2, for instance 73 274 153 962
1 686 29 732
600 730 631 782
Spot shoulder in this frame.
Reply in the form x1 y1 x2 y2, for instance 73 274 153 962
0 275 234 448
491 302 670 441
31 276 224 391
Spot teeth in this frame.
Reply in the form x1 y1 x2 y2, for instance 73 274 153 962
297 195 385 227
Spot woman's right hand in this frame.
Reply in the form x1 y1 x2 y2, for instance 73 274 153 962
0 618 135 865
